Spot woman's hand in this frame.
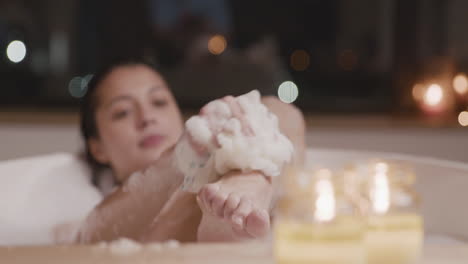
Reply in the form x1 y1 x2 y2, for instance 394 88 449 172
186 95 255 155
201 95 255 137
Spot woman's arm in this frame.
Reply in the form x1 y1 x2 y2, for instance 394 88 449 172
75 148 184 243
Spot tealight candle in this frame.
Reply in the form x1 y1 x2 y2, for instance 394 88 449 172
275 216 365 264
358 161 424 264
366 213 423 264
274 168 366 264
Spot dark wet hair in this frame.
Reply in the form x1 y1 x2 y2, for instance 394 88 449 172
79 58 159 186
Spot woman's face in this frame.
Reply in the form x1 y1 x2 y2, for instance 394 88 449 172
89 64 184 182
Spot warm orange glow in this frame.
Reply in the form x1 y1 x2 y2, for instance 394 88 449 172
459 111 468 127
453 73 468 95
290 49 310 71
412 84 424 102
208 35 227 55
338 49 358 71
423 84 443 106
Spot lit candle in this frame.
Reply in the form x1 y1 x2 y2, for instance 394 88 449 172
366 214 423 264
421 84 445 114
365 162 423 264
274 169 366 264
413 82 455 117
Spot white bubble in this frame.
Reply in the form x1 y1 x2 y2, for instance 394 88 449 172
108 238 142 256
277 81 299 103
6 40 27 63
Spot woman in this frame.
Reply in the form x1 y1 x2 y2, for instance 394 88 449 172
76 59 306 243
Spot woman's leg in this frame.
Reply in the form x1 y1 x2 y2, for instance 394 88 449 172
76 147 187 243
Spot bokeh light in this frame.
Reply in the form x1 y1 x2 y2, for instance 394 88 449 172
290 49 310 71
458 111 468 127
68 74 92 98
338 49 358 71
453 73 468 95
208 35 227 55
412 84 424 102
6 40 27 63
423 84 443 106
278 81 299 103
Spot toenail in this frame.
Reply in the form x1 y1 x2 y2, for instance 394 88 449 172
259 209 269 220
232 216 243 226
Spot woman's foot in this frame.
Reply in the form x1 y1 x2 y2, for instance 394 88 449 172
197 171 272 240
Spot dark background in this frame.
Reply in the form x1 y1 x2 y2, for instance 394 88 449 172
1 0 467 113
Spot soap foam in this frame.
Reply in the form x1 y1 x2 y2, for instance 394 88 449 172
175 90 293 192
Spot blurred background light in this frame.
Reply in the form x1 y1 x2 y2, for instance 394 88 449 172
453 73 468 95
412 84 424 102
278 81 299 103
290 49 310 71
68 74 92 98
423 84 443 107
208 34 227 55
458 111 468 127
338 49 358 71
6 40 27 63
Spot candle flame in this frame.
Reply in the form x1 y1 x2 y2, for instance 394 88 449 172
370 162 390 214
423 84 443 106
314 169 336 222
453 74 468 95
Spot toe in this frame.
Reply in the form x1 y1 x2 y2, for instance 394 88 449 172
231 197 252 230
223 193 241 220
198 184 220 214
211 191 228 218
244 209 270 238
